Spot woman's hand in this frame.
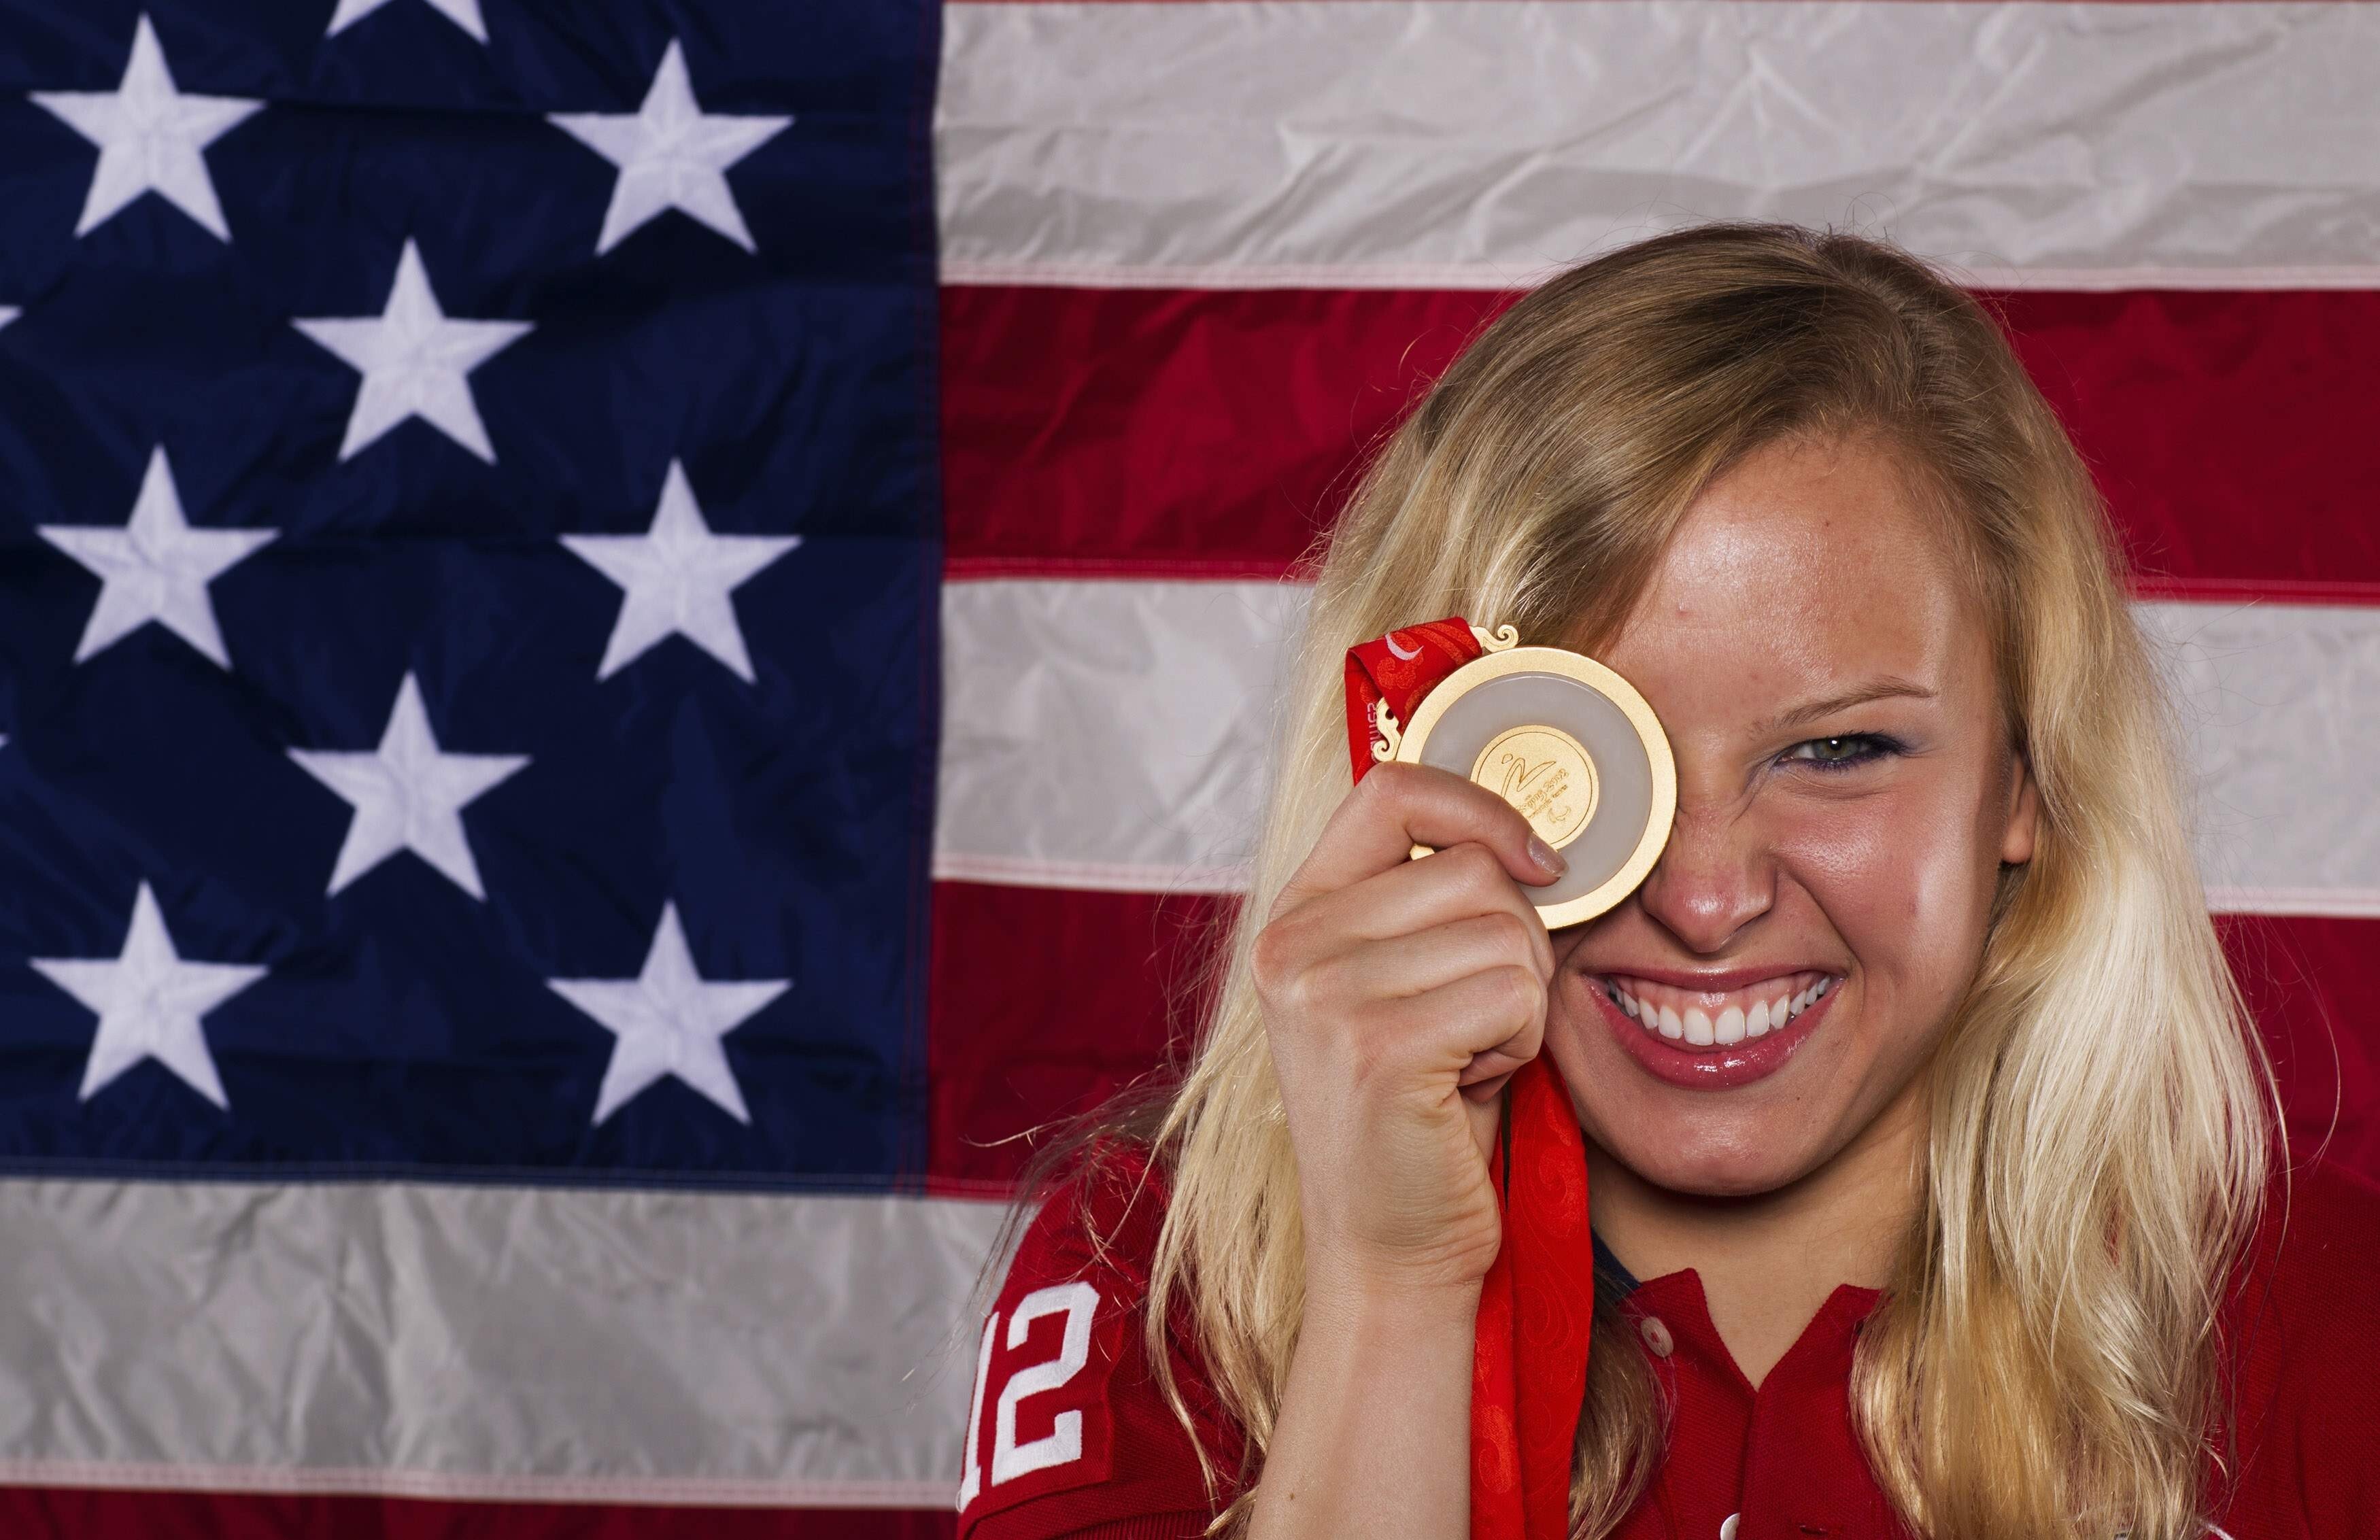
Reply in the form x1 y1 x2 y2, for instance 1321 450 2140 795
1244 764 1561 1539
1253 762 1566 1297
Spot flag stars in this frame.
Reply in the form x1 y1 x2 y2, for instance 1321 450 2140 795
549 39 792 256
37 445 276 670
325 0 488 45
292 239 532 464
547 902 789 1127
561 458 800 683
31 13 262 243
288 672 529 900
31 883 267 1109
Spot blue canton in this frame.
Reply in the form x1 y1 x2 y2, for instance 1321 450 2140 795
0 0 942 1188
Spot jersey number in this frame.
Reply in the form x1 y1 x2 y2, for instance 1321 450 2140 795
958 1280 1099 1510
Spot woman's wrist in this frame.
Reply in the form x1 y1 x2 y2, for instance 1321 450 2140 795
1299 1252 1484 1332
1250 1254 1480 1540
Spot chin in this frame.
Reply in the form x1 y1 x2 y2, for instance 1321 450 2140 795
1595 1108 1830 1199
1549 1022 1831 1197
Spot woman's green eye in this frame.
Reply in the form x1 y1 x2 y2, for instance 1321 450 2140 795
1784 733 1902 772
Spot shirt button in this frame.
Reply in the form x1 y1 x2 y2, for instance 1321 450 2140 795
1719 1517 1739 1540
1637 1316 1673 1356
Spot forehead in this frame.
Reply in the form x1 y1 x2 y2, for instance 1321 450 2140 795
1604 434 1979 702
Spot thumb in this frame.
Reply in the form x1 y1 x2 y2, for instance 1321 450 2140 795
1461 1078 1508 1168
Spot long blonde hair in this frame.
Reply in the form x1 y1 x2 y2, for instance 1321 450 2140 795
1110 222 2275 1538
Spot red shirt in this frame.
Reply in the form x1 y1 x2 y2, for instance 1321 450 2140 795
956 1149 2380 1540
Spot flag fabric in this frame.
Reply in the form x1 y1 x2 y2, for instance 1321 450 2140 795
0 1 965 1533
5 0 2380 1535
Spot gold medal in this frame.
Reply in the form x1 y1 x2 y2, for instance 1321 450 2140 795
1380 630 1676 928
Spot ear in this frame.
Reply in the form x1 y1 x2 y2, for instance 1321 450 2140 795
1999 746 2040 867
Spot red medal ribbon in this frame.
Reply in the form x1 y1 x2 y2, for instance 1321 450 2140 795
1343 617 1491 785
1345 618 1596 1540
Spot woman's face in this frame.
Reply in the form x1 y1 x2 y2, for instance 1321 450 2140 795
1544 432 2038 1197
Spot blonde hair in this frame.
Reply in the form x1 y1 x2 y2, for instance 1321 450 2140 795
1107 222 2275 1539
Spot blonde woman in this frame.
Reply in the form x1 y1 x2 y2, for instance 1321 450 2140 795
953 224 2380 1540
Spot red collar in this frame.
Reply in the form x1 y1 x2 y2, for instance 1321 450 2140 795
1617 1266 1887 1399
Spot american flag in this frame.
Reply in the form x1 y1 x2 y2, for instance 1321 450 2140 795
1 0 2376 1535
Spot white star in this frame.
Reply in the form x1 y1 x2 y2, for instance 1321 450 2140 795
288 672 528 900
549 902 787 1126
292 239 532 463
30 14 262 243
560 459 799 683
38 445 276 669
0 307 17 330
31 882 265 1108
324 0 487 44
548 39 791 256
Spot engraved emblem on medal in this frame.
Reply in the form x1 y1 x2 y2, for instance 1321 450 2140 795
1474 724 1599 851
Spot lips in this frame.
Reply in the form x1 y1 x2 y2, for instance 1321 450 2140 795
1581 968 1844 1089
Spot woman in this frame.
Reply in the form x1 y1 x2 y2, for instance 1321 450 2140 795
953 223 2380 1539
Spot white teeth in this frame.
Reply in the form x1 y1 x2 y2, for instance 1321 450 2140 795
1610 976 1841 1045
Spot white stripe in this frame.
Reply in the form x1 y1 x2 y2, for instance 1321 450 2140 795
0 1178 1003 1507
938 582 2380 918
940 1 2380 290
939 260 2380 298
935 577 1303 893
2140 600 2380 920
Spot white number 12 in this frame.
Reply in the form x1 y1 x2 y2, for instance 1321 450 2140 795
957 1280 1100 1509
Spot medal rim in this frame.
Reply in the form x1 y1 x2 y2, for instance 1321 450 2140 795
1391 645 1677 928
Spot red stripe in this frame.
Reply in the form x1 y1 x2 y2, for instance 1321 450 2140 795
1993 288 2380 602
925 883 2380 1188
925 880 1233 1191
0 1490 953 1539
940 286 1501 581
2220 914 2380 1177
941 286 2380 599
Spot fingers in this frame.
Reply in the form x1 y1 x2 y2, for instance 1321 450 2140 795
1371 964 1548 1085
1253 765 1565 1215
1273 764 1565 918
1252 763 1564 1285
1304 912 1552 1014
1278 842 1555 984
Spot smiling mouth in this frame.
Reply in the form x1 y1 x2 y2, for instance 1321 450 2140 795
1599 971 1840 1050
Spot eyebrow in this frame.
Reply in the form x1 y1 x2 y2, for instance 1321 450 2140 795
1756 677 1938 736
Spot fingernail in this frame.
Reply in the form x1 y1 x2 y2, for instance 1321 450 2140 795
1527 834 1566 878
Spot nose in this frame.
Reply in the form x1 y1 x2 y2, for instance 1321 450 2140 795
1633 800 1775 954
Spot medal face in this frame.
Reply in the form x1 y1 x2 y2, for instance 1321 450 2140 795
1392 645 1676 928
1471 724 1599 849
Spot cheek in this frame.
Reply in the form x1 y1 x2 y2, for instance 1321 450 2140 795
1778 772 2001 1014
